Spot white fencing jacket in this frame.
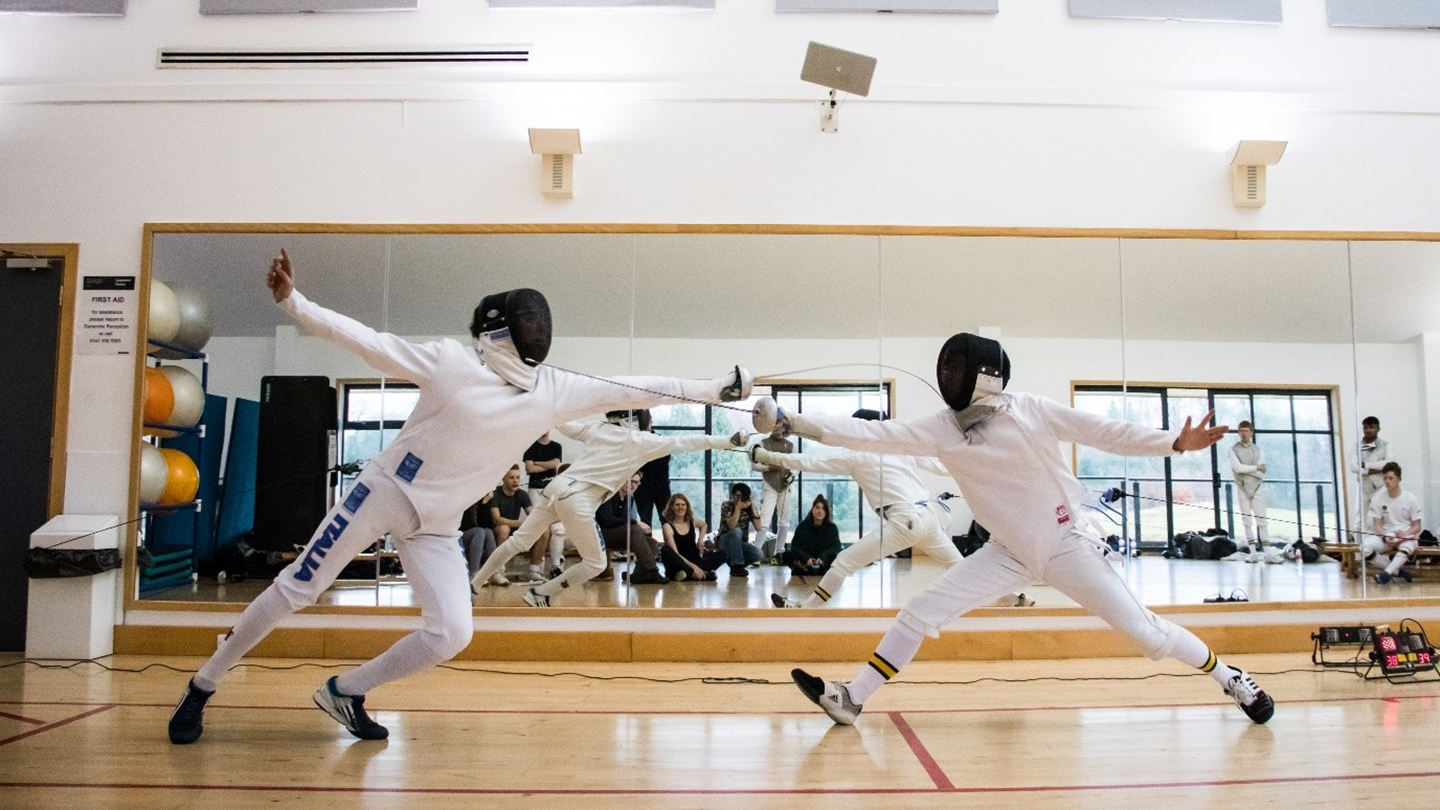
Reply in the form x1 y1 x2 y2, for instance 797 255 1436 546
804 393 1179 558
281 290 732 534
751 445 950 512
554 421 734 500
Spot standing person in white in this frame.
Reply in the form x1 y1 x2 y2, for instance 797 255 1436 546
759 334 1274 726
1229 420 1276 563
752 426 795 561
762 408 962 609
168 249 753 744
473 409 747 605
1365 462 1424 585
1354 416 1393 538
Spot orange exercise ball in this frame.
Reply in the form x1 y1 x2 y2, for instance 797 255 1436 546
143 367 174 425
158 448 199 506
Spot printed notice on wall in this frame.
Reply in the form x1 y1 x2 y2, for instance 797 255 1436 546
78 276 138 356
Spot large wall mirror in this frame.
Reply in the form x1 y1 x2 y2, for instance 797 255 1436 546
130 226 1439 613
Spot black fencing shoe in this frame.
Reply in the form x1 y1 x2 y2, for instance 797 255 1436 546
313 676 389 740
168 679 214 744
791 668 861 725
1225 671 1275 724
771 593 803 609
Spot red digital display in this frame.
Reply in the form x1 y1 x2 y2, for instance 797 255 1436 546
1420 653 1432 665
1387 655 1401 668
1381 636 1399 652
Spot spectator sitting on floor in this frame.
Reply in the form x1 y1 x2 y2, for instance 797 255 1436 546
782 494 842 576
715 482 764 578
659 493 723 582
1366 461 1425 585
596 472 666 585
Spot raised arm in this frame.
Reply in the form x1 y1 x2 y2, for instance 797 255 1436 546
269 251 440 384
551 367 752 424
1038 396 1200 457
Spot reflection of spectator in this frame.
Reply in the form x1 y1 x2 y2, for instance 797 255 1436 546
1366 462 1424 584
752 425 796 561
597 473 666 585
715 482 763 577
490 465 546 584
659 493 722 581
633 412 672 531
459 491 506 586
781 494 842 576
1354 416 1393 533
1228 420 1276 564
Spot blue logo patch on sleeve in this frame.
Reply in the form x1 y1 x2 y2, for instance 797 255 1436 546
342 482 371 515
397 452 424 483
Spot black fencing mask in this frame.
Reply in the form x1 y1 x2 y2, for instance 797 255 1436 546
471 288 552 366
936 333 1010 412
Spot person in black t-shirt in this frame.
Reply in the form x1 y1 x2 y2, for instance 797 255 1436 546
631 411 672 531
523 433 566 576
459 490 507 587
489 465 547 584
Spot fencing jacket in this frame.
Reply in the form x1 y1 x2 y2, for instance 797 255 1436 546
553 421 734 500
753 445 950 512
281 290 732 534
804 393 1178 555
1228 441 1265 499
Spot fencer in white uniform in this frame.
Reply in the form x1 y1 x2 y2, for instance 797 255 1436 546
1228 421 1276 563
761 333 1274 726
473 410 746 605
759 408 961 609
168 250 753 745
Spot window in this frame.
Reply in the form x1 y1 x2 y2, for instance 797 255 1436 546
339 382 419 490
652 382 891 544
1075 385 1343 549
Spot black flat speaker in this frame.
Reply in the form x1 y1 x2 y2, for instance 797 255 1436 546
253 376 336 553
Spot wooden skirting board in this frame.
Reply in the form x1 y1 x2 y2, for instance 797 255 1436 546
113 622 1322 662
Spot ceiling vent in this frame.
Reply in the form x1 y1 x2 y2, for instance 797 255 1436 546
156 45 530 69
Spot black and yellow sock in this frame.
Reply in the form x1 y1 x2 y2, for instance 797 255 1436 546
813 585 832 603
867 651 898 681
1199 649 1218 673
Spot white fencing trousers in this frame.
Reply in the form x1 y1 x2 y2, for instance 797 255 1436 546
474 477 608 597
898 533 1183 662
831 505 962 579
758 480 793 550
1362 535 1419 570
196 467 474 695
1236 488 1270 545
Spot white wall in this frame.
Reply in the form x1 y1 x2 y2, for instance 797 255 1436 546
4 0 1438 548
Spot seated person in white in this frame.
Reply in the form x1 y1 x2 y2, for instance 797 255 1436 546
1365 461 1424 584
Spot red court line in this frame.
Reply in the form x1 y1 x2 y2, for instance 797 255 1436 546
6 770 1440 796
889 711 954 790
0 705 116 748
2 690 1434 716
0 710 46 726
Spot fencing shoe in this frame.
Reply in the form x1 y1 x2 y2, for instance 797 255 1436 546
1224 671 1275 724
522 587 552 608
167 679 213 744
771 593 803 609
792 669 861 725
313 676 389 740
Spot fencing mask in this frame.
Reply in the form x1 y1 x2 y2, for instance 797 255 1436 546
937 333 1010 415
471 288 553 366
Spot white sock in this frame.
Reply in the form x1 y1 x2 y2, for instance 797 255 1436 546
803 570 846 608
1386 554 1410 576
193 586 297 692
847 620 926 705
1171 628 1240 687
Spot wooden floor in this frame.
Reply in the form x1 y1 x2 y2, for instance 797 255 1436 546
1 652 1437 807
141 552 1432 609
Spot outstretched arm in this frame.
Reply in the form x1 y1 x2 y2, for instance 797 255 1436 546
751 446 856 476
551 367 752 424
268 249 440 384
1039 397 1215 457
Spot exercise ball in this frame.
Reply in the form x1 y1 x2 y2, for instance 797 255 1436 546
152 285 213 358
148 280 180 344
138 443 168 505
160 365 205 428
158 448 199 506
142 367 174 425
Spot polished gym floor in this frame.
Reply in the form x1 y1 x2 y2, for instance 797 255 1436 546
0 652 1434 808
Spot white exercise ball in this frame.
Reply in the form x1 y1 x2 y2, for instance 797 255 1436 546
139 443 168 505
153 285 214 358
149 280 180 344
159 365 205 428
